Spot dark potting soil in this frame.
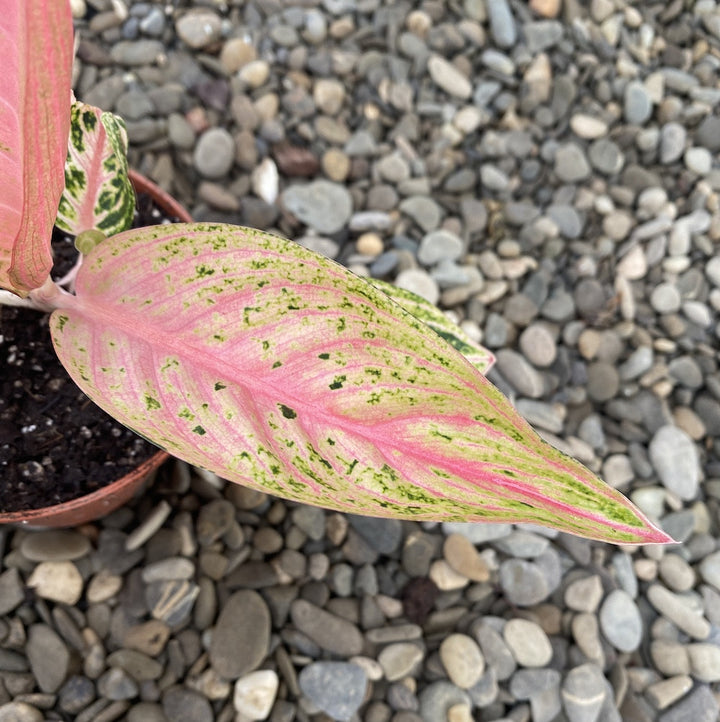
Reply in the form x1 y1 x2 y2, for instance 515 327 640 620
0 190 178 513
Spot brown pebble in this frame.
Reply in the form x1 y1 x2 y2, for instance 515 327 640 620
401 577 439 624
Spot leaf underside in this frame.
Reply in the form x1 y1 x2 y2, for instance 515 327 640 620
50 223 671 544
0 0 73 294
370 278 494 375
55 101 135 238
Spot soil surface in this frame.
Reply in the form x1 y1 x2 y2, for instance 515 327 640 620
0 192 171 513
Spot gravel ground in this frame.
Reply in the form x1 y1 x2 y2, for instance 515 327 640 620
2 0 720 720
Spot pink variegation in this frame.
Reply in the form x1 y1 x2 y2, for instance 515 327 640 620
48 223 671 544
0 0 73 295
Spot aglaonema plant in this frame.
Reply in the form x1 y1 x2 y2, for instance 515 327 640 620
0 0 673 544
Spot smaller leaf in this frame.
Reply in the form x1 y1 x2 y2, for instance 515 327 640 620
55 101 135 238
370 278 494 374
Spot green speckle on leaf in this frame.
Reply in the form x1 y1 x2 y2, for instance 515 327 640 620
144 395 161 410
214 382 226 391
192 425 206 435
179 407 195 421
318 353 330 360
195 264 215 278
272 361 282 369
329 375 346 390
278 404 297 419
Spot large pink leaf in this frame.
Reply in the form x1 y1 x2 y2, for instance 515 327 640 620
0 0 73 295
50 223 671 544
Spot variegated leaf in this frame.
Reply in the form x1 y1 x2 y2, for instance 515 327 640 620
0 0 73 295
55 101 135 238
50 223 671 544
370 278 494 375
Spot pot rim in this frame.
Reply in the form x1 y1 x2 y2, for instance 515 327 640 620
0 170 190 526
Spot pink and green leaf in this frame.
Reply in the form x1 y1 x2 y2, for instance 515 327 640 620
50 223 671 544
0 0 73 295
55 101 135 238
370 278 494 375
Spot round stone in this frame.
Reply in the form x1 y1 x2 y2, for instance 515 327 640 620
685 147 712 175
418 230 464 266
569 114 608 139
26 625 70 694
427 55 472 98
210 591 270 679
0 703 44 722
564 575 603 613
419 681 472 722
503 619 553 667
27 561 83 605
395 269 440 305
193 128 235 179
586 362 620 403
660 122 686 164
648 425 700 500
313 78 345 115
378 643 425 682
561 663 607 722
162 687 213 722
624 80 653 124
554 143 591 182
439 634 485 689
20 530 91 561
233 670 279 720
219 38 256 73
443 534 490 582
518 323 557 367
499 559 550 607
495 349 545 398
176 11 222 49
282 180 353 234
650 282 681 313
298 662 367 721
599 589 642 652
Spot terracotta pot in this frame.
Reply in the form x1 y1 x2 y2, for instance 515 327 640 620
0 172 191 527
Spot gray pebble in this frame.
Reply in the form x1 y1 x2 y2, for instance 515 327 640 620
210 590 270 679
418 230 464 266
418 680 471 722
499 559 550 606
588 138 624 175
648 425 700 501
657 684 719 722
162 687 213 722
486 0 517 48
193 128 235 179
586 362 620 403
0 568 25 616
523 20 564 52
26 625 70 694
660 123 687 164
110 40 164 65
399 196 442 233
599 589 642 652
495 349 546 398
561 663 607 722
624 80 653 125
299 662 367 721
348 515 402 554
290 599 364 656
282 180 353 235
554 143 591 182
